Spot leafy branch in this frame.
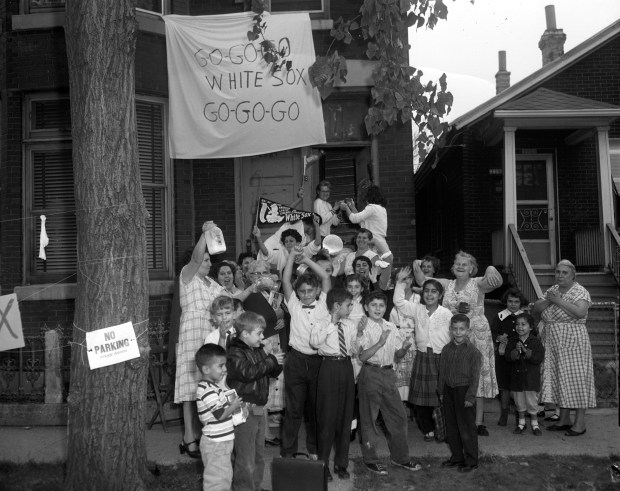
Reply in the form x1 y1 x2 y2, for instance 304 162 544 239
310 0 456 160
247 0 292 74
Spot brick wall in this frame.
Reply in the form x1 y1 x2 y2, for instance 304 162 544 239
377 121 416 267
192 159 238 264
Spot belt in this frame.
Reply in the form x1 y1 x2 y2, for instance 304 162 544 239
363 362 393 370
289 347 320 358
321 355 351 361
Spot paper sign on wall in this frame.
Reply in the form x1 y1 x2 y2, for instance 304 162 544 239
0 294 25 352
86 322 140 369
164 11 326 159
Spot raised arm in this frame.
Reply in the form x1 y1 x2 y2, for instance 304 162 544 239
181 223 208 284
298 253 332 293
477 265 503 293
282 248 296 302
252 225 269 257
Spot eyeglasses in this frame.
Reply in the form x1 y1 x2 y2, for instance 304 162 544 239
251 271 271 276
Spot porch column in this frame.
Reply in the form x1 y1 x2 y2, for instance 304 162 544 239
597 126 614 267
503 127 517 266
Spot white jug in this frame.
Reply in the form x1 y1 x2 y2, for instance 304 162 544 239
204 221 226 255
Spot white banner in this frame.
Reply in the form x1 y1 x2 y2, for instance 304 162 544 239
164 12 326 159
0 294 24 352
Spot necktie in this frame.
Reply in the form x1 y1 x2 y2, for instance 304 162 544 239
302 304 315 310
337 322 347 357
225 331 232 350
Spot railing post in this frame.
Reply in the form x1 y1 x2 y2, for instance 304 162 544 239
503 127 517 267
45 329 63 403
597 127 614 268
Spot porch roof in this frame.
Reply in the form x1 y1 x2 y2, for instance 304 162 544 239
492 87 620 130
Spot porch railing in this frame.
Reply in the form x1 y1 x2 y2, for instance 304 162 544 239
605 223 620 283
507 224 544 303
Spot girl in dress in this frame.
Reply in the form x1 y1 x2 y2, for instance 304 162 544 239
413 251 502 436
490 288 527 426
394 267 452 441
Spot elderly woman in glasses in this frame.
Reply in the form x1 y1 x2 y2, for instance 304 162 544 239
532 259 595 437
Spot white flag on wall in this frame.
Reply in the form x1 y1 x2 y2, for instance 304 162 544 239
164 12 326 159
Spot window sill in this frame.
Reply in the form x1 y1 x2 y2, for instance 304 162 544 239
15 280 174 301
12 12 332 33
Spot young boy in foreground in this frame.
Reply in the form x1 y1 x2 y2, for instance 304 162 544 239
195 343 242 490
438 314 482 473
227 311 284 491
355 291 420 476
310 288 357 481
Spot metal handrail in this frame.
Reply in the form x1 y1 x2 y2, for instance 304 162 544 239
507 224 544 303
605 223 620 283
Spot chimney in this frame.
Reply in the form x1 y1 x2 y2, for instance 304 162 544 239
538 5 566 66
495 51 511 94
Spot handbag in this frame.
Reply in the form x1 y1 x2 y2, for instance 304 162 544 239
272 453 327 491
433 406 447 442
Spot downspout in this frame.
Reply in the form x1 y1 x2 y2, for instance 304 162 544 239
371 135 380 185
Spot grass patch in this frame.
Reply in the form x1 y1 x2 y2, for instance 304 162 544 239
1 455 620 490
353 455 620 490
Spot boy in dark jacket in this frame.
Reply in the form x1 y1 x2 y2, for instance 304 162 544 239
227 311 284 491
506 313 545 436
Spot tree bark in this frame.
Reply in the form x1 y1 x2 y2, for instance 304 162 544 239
64 1 150 489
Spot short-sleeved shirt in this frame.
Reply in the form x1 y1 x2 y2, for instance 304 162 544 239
355 318 402 366
196 379 234 441
286 290 330 355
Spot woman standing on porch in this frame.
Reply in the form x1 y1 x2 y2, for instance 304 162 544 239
174 222 227 458
413 251 503 436
532 259 595 436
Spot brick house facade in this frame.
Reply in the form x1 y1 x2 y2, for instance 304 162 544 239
415 21 620 279
0 1 415 361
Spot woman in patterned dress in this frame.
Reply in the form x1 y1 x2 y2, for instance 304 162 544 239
532 259 595 436
174 222 226 457
413 251 502 436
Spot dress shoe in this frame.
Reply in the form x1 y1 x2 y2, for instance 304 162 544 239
179 439 201 459
334 465 350 479
458 464 479 473
477 425 489 436
441 460 463 468
423 432 435 442
513 423 527 435
545 413 560 422
326 469 333 482
565 428 586 436
546 424 571 431
532 427 542 436
264 437 281 447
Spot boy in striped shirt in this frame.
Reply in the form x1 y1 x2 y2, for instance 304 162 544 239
196 343 242 490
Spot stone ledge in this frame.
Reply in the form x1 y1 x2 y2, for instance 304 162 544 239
0 401 182 426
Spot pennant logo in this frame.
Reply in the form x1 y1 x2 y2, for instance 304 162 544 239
257 197 321 225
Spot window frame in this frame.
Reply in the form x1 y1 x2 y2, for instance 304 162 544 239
23 92 174 284
23 0 66 14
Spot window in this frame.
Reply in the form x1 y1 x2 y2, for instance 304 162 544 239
269 0 329 17
136 0 169 14
25 0 65 13
611 139 620 195
25 94 172 283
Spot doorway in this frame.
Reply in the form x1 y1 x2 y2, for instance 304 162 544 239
515 154 556 268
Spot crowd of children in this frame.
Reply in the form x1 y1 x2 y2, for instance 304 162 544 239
190 189 554 489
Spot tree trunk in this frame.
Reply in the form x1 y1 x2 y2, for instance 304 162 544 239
64 1 150 489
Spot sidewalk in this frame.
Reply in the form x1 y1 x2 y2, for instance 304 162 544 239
1 405 619 491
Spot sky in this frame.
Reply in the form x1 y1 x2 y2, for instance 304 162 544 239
409 0 620 121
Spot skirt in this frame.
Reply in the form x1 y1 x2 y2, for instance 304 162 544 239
408 348 441 407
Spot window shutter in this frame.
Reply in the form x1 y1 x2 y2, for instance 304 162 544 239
137 100 167 272
31 148 77 275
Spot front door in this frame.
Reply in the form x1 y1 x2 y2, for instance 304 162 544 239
516 154 556 267
235 150 306 256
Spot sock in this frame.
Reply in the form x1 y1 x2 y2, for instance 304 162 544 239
531 419 539 428
519 418 526 427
